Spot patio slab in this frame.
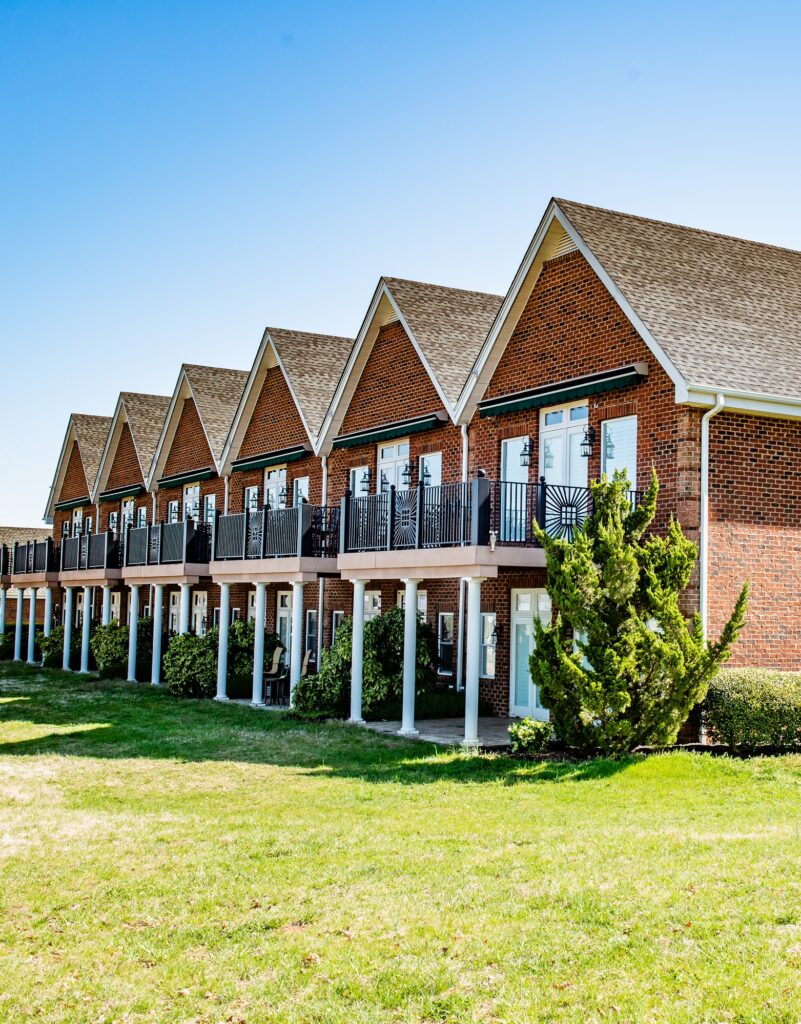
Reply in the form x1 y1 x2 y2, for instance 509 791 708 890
364 716 515 749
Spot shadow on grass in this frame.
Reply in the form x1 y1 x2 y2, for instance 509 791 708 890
0 665 633 786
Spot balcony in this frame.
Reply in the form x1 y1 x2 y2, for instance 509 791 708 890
123 519 212 568
0 545 10 581
60 532 123 573
338 478 640 579
209 505 340 585
11 539 59 581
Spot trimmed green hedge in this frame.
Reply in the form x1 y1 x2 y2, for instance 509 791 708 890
704 669 801 750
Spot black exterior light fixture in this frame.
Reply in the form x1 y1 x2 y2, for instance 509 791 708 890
278 483 288 504
580 425 596 458
520 438 532 468
604 431 616 462
421 464 432 486
360 469 371 493
401 462 413 486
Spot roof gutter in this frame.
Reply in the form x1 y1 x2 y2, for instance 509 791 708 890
700 393 725 640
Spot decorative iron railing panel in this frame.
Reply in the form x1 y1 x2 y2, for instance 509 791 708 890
126 527 148 566
12 540 55 574
421 482 472 548
215 513 245 560
264 507 298 558
61 536 80 571
87 533 108 569
245 509 265 558
160 522 185 563
347 494 389 552
311 506 340 559
187 522 212 563
0 545 9 576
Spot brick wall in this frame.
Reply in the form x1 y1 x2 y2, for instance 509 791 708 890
239 366 309 458
163 398 215 478
708 411 801 668
106 422 144 491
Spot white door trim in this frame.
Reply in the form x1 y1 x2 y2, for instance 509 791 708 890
509 587 552 720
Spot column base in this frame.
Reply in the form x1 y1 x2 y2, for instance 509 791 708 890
347 716 365 726
250 700 266 709
398 727 419 738
214 695 230 702
461 738 481 751
150 681 162 688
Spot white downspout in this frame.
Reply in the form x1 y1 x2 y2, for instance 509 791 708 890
700 393 725 639
455 424 469 691
318 454 329 668
224 475 230 515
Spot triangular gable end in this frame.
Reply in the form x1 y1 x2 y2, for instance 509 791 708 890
316 280 453 455
44 418 93 521
454 199 689 423
147 369 217 489
220 331 316 475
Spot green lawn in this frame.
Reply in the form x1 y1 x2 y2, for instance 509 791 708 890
2 669 801 1023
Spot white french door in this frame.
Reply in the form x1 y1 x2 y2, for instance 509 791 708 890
168 593 180 633
377 440 410 492
539 402 589 488
276 591 292 663
509 588 552 719
192 592 207 636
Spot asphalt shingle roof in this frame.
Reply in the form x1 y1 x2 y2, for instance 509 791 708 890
267 328 354 437
555 198 801 399
72 414 113 492
383 277 503 407
120 393 171 478
0 526 52 547
183 364 250 466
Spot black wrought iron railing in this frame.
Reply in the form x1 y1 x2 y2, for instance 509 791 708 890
60 532 122 572
122 519 211 567
340 478 644 554
12 539 58 575
0 545 10 577
211 505 339 561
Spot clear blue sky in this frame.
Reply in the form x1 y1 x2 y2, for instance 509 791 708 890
3 0 800 526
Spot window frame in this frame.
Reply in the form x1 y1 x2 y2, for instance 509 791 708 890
601 414 638 486
480 612 497 678
437 611 455 676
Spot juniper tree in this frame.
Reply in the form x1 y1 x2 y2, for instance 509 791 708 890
531 470 748 755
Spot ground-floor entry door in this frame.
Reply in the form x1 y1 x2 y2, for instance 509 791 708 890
276 591 292 664
192 592 207 636
509 588 553 720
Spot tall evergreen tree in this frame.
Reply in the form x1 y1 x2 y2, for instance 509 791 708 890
531 471 748 755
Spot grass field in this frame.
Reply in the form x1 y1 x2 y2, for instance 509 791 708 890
2 666 801 1023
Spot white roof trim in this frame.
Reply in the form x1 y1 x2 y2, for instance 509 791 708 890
43 418 79 522
686 384 801 419
454 199 689 422
92 394 151 503
315 278 455 456
219 329 318 476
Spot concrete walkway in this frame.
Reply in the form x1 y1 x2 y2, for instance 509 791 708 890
364 717 515 749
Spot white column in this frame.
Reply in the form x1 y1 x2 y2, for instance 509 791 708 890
463 577 484 748
26 588 37 664
179 583 191 635
0 588 6 636
289 580 306 703
43 588 53 639
101 585 112 626
349 579 367 724
251 581 267 706
127 585 140 681
80 586 93 673
150 584 164 686
215 583 231 700
13 590 24 661
62 588 74 670
399 578 420 737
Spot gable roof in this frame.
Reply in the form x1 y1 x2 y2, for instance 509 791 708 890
147 363 249 487
44 412 113 521
93 392 171 498
221 327 353 472
317 276 502 452
459 196 801 421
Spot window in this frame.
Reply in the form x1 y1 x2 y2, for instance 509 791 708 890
84 516 93 535
377 440 410 492
349 465 369 495
332 610 345 638
293 476 310 505
438 612 454 675
481 613 497 678
231 607 241 622
305 609 318 667
183 484 200 520
419 452 442 488
108 511 119 535
396 588 427 621
247 590 256 622
72 508 83 536
244 485 260 512
167 500 179 524
213 607 220 628
136 507 147 529
601 415 637 486
203 493 216 523
364 591 381 621
61 520 70 537
264 468 287 509
122 499 134 527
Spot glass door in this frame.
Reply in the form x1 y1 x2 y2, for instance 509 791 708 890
276 591 292 664
500 436 530 541
377 440 410 492
192 592 207 636
509 588 552 719
539 403 589 488
264 468 287 510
